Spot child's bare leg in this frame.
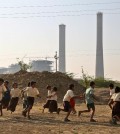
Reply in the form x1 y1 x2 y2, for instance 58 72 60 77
90 107 96 121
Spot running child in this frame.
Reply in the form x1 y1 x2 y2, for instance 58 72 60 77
0 78 6 116
49 87 58 113
109 86 120 124
7 82 21 113
42 85 52 113
2 81 11 109
78 81 99 122
22 82 31 109
22 81 40 119
57 84 83 122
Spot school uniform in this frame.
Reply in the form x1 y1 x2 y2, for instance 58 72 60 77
0 84 7 105
8 88 21 112
111 93 120 118
22 88 28 109
49 91 58 112
2 87 11 109
63 90 74 112
25 87 39 109
110 89 115 96
43 90 52 109
85 87 95 110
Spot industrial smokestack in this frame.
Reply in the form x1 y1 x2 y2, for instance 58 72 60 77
59 24 66 73
95 12 104 78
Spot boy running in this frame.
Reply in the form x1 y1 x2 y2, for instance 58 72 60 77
22 81 40 119
78 81 99 122
57 84 83 122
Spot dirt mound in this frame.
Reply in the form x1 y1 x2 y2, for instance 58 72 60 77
0 71 85 102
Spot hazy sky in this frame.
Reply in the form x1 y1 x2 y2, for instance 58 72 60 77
0 0 120 80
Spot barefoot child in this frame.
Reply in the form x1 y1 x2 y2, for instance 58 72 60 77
42 85 52 113
22 82 31 109
8 82 21 113
109 87 120 124
49 87 58 113
57 84 83 122
0 78 7 116
2 81 11 109
22 81 40 119
78 81 99 122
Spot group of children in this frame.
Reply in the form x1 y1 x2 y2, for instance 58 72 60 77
0 77 120 124
0 78 40 119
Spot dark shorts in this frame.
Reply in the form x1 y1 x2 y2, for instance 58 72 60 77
87 103 95 110
43 100 51 109
27 97 34 107
63 101 71 112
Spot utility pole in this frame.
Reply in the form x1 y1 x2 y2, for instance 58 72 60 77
54 51 59 72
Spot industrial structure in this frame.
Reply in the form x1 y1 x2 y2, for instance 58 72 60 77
59 24 66 73
30 60 53 72
95 12 104 78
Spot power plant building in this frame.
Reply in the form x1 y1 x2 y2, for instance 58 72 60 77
31 60 53 72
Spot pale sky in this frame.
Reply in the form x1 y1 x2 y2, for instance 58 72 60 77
0 0 120 80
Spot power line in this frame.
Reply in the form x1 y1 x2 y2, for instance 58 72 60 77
0 1 120 8
1 13 120 18
1 8 120 16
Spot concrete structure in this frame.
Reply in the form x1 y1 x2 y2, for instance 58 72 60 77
95 12 104 78
59 24 66 73
31 60 53 72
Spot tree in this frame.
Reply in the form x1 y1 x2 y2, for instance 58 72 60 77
17 59 31 71
81 67 93 89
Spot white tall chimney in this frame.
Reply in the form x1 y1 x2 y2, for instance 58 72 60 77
59 24 66 73
95 12 104 78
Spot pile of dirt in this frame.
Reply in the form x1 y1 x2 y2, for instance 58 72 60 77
0 71 85 102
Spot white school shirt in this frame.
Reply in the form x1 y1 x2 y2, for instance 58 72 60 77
50 91 57 101
110 89 115 96
0 84 7 101
25 87 39 98
111 93 120 102
10 88 21 98
63 90 74 102
47 90 52 100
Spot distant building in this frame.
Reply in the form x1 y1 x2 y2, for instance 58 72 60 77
0 67 8 74
30 60 53 72
8 64 20 73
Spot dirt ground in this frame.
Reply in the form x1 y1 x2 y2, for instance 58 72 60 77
0 88 119 134
0 102 120 134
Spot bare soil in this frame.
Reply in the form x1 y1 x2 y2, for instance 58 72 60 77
0 88 120 134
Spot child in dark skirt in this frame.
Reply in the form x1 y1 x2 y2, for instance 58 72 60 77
22 81 40 119
109 86 120 124
42 85 52 113
0 78 7 116
2 81 11 109
7 82 21 113
49 87 58 113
